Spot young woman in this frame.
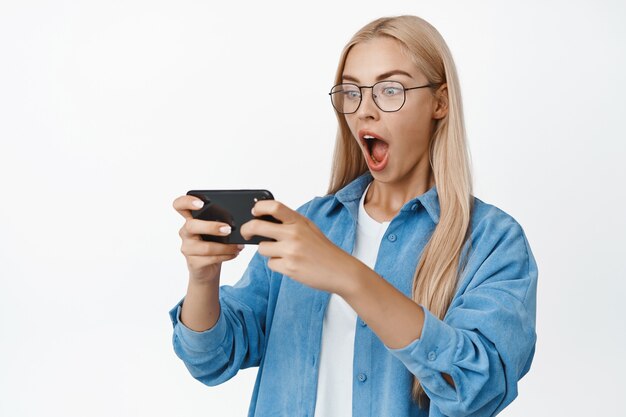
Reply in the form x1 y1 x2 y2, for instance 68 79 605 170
170 15 538 417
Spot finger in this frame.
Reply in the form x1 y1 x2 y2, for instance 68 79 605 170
180 218 233 239
256 240 286 259
188 253 241 264
266 257 287 275
173 195 206 220
251 200 298 224
182 239 244 257
239 218 286 241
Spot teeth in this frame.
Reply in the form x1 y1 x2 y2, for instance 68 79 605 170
363 135 375 140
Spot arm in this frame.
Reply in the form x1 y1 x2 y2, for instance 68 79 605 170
169 250 273 386
339 221 538 417
180 274 221 331
339 262 454 385
169 199 315 386
237 198 536 416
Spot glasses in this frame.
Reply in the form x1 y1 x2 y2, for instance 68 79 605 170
329 81 436 114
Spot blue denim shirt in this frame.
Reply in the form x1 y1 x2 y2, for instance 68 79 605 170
169 171 538 417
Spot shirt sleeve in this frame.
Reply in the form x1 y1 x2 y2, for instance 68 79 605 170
169 249 273 386
386 218 538 417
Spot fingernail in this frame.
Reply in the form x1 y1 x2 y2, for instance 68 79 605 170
251 207 256 215
237 244 245 250
219 226 231 234
192 200 204 208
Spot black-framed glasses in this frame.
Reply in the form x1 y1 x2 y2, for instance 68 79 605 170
329 81 436 114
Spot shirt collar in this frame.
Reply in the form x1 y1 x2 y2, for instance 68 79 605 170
331 171 440 224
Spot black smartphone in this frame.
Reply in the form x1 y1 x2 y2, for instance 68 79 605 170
186 189 281 245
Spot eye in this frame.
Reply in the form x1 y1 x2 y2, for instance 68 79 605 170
381 86 402 96
343 89 361 100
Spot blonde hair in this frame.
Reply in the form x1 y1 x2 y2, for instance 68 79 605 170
326 15 474 406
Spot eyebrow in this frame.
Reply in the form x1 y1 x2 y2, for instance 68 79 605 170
342 70 414 83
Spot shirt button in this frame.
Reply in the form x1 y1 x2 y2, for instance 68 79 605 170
359 319 367 327
357 373 367 382
411 203 418 211
428 351 437 361
387 233 397 242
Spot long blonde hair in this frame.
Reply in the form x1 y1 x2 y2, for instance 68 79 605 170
326 15 474 406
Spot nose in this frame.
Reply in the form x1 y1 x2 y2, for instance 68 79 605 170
355 87 379 120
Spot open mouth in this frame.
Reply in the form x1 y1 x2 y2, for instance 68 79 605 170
361 133 389 164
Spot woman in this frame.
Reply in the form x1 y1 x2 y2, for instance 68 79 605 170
170 15 538 417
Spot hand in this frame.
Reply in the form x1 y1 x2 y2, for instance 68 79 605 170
173 195 244 284
239 200 358 295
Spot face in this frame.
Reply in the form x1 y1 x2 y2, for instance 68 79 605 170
341 36 447 184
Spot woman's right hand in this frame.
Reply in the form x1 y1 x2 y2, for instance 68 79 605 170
173 195 244 284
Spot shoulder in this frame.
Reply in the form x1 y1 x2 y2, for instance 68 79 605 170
294 194 340 219
470 196 528 244
292 172 372 220
461 195 538 302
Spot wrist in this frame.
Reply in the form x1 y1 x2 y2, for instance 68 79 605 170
188 264 221 286
335 253 370 298
188 275 220 291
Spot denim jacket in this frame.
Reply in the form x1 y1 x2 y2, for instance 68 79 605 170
169 171 538 417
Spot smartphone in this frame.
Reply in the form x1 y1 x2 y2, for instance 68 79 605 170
186 189 281 245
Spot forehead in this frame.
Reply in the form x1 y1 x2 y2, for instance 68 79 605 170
343 37 420 82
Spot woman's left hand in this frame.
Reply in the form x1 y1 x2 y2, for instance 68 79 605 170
239 200 359 295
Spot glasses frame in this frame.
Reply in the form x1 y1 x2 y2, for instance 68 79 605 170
329 81 438 114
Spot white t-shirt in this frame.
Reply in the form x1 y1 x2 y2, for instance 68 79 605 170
313 182 391 417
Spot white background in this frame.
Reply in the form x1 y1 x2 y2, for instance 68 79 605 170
1 1 625 416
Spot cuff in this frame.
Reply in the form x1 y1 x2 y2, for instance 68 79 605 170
169 298 228 353
385 306 458 379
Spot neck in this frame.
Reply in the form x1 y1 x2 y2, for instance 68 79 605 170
364 169 434 221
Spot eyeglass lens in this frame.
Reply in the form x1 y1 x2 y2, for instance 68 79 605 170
330 81 406 113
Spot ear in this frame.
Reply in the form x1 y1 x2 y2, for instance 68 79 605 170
432 83 449 120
